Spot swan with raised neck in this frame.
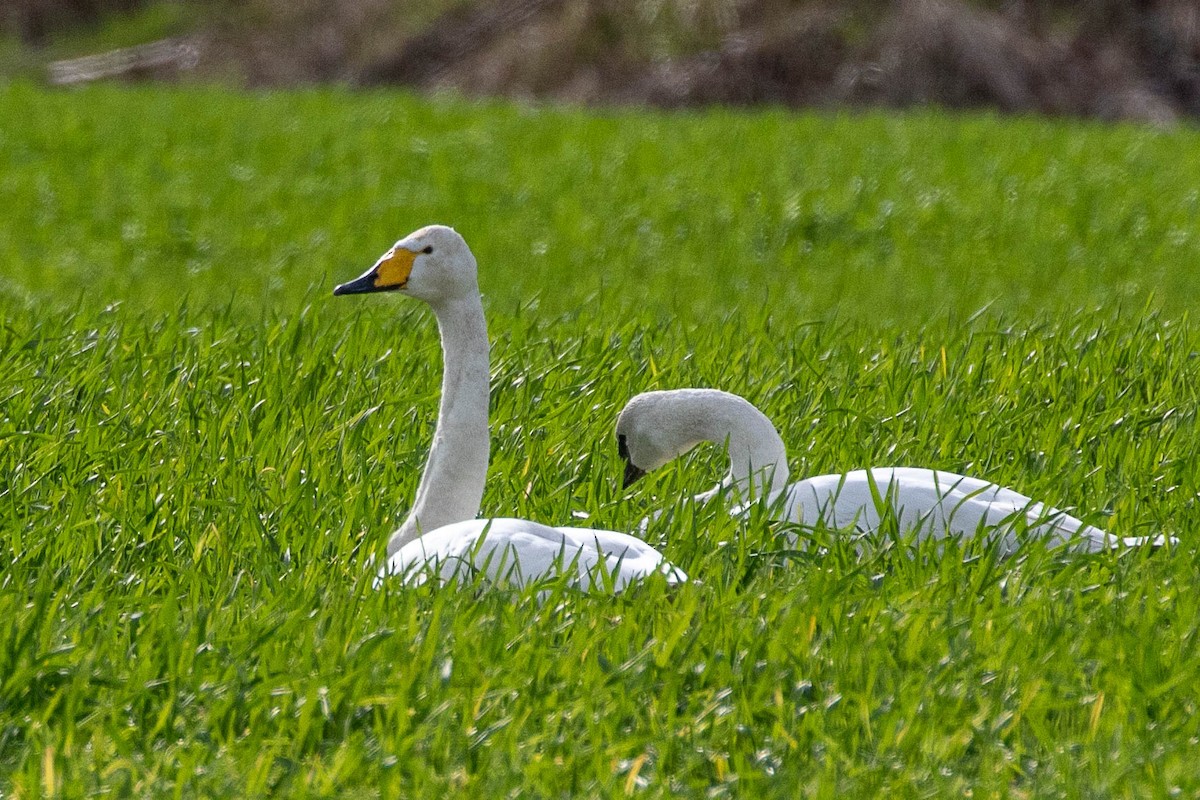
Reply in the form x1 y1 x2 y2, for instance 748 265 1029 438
334 226 685 589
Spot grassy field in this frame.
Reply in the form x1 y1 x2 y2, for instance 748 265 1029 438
2 83 1200 797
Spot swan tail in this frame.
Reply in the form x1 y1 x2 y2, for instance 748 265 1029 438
1078 532 1179 552
1119 533 1178 549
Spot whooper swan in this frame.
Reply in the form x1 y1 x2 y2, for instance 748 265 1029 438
615 388 1169 554
334 225 684 590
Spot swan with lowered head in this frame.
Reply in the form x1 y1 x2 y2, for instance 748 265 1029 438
334 225 684 590
616 388 1167 554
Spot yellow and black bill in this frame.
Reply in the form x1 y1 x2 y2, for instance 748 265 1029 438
333 247 417 296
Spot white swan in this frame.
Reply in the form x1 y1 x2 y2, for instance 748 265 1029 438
334 225 684 590
616 388 1168 554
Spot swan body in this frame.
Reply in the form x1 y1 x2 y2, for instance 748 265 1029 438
773 467 1153 553
335 225 684 590
381 518 685 590
617 388 1169 554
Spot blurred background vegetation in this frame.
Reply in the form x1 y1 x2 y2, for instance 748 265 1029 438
2 0 1197 124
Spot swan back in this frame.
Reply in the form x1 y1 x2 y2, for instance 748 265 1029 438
381 518 687 591
778 467 1139 554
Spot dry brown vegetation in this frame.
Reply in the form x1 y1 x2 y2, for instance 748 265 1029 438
9 0 1200 123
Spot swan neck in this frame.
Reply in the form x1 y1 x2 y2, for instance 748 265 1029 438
690 393 788 501
388 292 490 555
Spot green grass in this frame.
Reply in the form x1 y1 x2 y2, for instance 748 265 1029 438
2 82 1200 796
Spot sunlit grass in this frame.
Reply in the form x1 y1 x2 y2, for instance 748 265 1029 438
2 84 1199 796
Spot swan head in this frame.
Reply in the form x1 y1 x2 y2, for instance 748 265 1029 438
615 390 713 488
333 225 478 306
615 388 791 495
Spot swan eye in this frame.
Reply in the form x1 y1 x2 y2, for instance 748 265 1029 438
422 245 433 254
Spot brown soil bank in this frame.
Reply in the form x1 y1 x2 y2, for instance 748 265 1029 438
13 0 1200 124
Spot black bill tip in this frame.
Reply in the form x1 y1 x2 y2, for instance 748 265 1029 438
622 459 646 489
333 271 378 296
618 434 646 488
